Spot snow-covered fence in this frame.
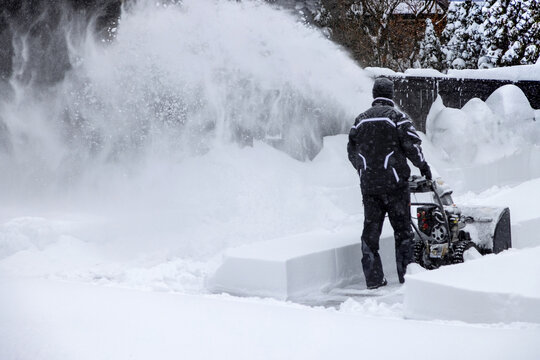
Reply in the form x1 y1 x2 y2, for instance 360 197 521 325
390 75 540 132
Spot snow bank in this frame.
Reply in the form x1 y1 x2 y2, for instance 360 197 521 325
404 246 540 324
207 228 363 300
441 146 540 192
205 135 414 300
485 84 535 123
425 85 540 190
207 225 400 300
455 177 540 250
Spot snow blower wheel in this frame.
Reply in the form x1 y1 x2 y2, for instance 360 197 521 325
451 241 479 264
412 240 442 270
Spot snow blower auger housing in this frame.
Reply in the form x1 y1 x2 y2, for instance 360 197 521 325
409 176 511 270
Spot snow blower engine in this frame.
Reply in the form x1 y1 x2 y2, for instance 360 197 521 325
409 175 511 269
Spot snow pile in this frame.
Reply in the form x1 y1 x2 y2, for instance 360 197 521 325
485 85 536 123
207 228 364 300
404 246 540 324
207 224 400 301
426 85 540 191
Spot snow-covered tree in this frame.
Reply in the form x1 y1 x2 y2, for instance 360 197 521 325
462 1 485 68
272 0 538 70
516 0 540 65
418 18 444 70
440 1 460 69
441 0 484 70
481 0 539 67
500 0 528 65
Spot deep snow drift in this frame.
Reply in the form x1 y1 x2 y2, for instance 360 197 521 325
0 0 540 359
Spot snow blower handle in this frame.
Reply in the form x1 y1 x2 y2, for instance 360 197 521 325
408 175 433 193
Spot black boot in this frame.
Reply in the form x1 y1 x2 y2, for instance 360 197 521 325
367 278 387 290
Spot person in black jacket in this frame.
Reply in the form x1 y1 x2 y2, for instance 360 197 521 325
347 77 431 289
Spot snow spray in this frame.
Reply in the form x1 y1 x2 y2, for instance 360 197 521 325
0 0 371 259
0 0 371 200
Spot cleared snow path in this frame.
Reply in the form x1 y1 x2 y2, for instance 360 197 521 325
1 275 539 360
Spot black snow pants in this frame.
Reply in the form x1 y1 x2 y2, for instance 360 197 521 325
361 187 414 287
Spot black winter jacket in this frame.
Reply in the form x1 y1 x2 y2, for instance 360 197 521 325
347 98 428 195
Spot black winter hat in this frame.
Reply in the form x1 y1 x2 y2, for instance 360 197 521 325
372 77 394 99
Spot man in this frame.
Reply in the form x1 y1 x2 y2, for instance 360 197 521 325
347 77 431 289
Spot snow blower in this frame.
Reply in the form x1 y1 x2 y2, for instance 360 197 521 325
409 175 511 269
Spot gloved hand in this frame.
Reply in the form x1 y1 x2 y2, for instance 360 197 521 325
420 163 432 180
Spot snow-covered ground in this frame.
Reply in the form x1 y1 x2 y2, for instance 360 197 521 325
2 274 540 360
2 127 540 358
1 1 540 359
2 130 540 358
